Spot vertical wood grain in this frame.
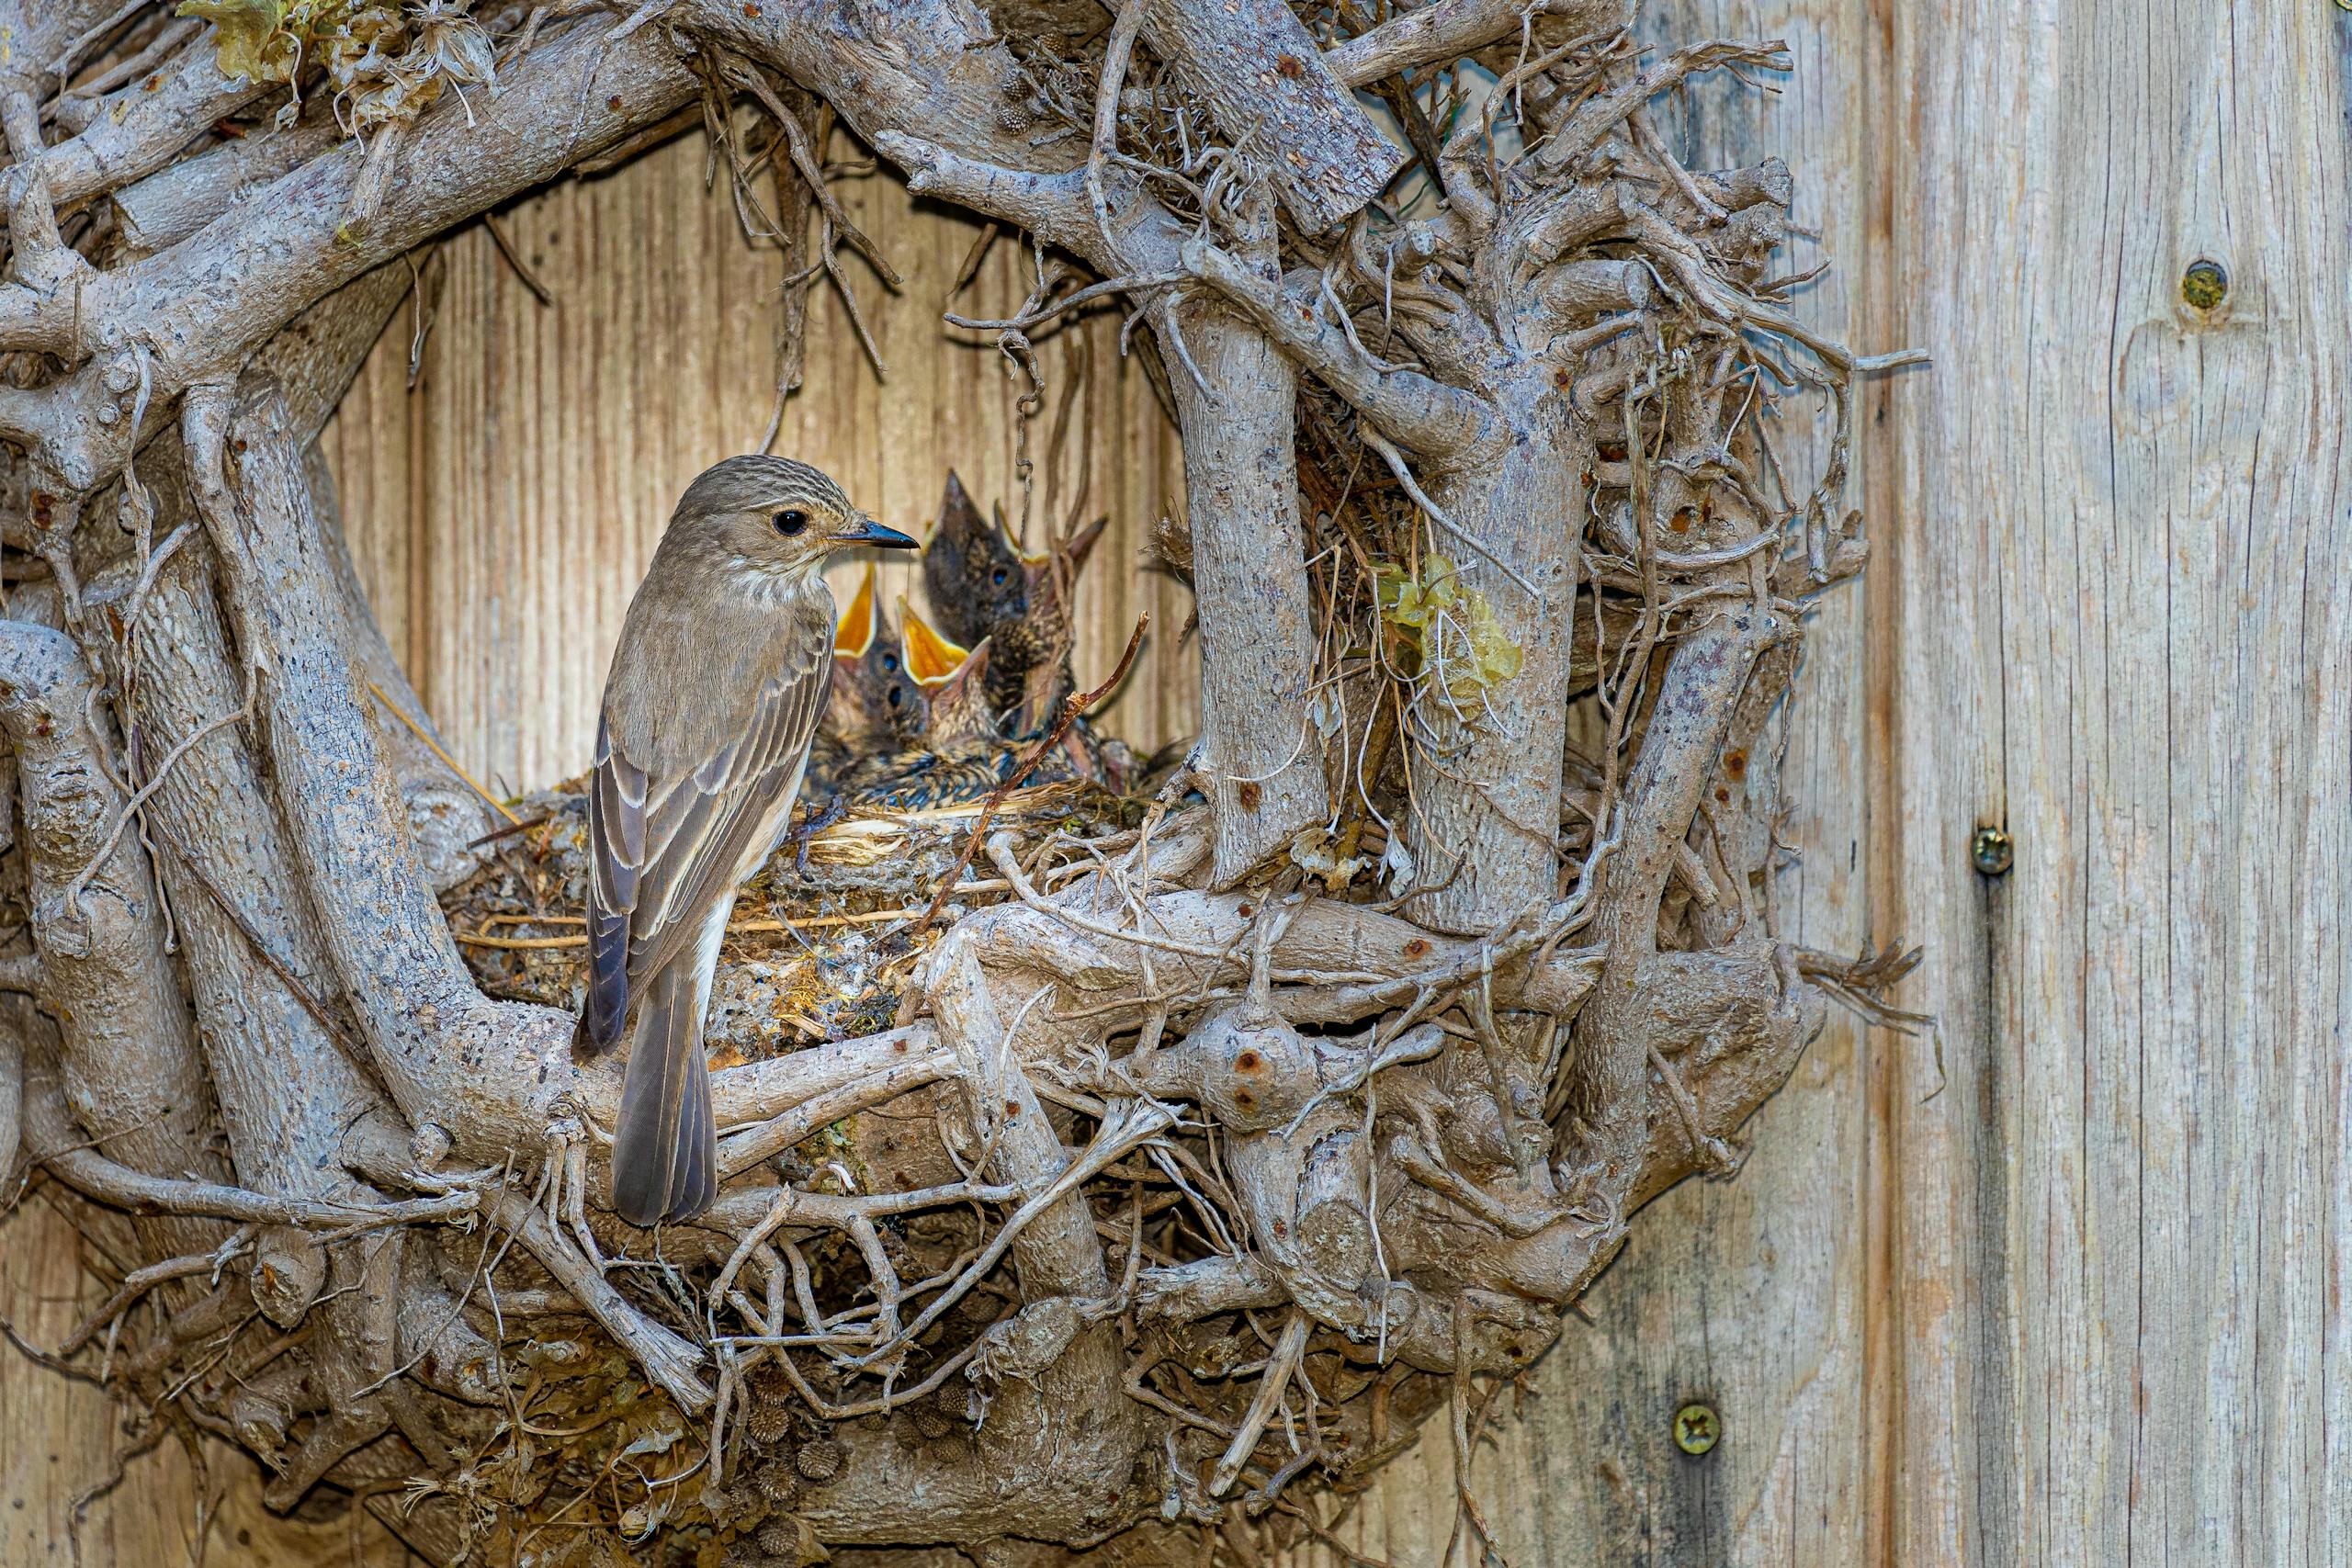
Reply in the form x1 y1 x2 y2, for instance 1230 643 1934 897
1870 3 2351 1564
1280 4 1881 1560
1284 4 2351 1565
9 6 2346 1561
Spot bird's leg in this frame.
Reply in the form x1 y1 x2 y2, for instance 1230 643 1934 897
537 1123 567 1234
788 792 851 877
542 1111 608 1273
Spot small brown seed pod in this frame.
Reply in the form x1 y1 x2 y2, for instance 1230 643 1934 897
743 1396 792 1446
744 1361 790 1403
754 1462 802 1504
795 1437 845 1482
755 1517 800 1555
910 1399 957 1441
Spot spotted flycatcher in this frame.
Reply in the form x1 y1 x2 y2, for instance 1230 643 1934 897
580 455 916 1224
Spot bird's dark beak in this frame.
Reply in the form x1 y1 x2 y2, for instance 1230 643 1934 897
836 515 920 551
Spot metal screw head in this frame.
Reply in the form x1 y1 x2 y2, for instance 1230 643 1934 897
1971 825 2014 877
1673 1403 1719 1456
2181 259 2228 310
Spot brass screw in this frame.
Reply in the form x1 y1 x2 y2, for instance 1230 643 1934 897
1672 1403 1719 1456
2180 259 2228 311
1971 825 2014 877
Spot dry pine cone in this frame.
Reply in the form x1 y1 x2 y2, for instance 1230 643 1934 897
743 1396 792 1445
910 1387 967 1440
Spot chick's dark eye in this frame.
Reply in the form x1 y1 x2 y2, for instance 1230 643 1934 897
989 567 1009 587
773 509 808 536
881 653 899 672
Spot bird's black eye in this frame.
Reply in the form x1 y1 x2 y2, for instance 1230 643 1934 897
990 567 1009 587
774 509 808 536
886 688 902 707
881 653 899 671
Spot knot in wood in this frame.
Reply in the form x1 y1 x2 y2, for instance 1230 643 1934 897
1191 1002 1313 1133
969 1295 1084 1384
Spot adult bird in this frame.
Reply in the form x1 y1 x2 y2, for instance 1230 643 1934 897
579 456 916 1224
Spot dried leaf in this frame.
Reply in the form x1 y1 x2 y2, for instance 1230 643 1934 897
1288 826 1368 893
179 0 297 83
182 0 499 134
1374 553 1523 710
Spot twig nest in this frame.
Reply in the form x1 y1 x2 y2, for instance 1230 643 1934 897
1188 1001 1316 1134
793 1437 845 1483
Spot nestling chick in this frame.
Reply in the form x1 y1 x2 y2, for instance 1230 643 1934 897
899 595 998 750
822 560 926 750
918 470 1023 650
920 470 1108 732
840 604 1023 811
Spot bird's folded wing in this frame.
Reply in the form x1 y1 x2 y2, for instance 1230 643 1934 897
580 716 639 1051
582 639 831 1048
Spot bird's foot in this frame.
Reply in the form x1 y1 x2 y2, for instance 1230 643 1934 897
790 792 851 877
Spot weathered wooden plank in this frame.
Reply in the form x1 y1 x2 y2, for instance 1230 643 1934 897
1283 3 2352 1565
13 5 2343 1561
1866 3 2352 1565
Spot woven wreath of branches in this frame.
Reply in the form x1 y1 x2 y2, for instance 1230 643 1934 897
0 3 1919 1564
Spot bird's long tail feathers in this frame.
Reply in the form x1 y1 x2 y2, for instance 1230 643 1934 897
610 960 718 1225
